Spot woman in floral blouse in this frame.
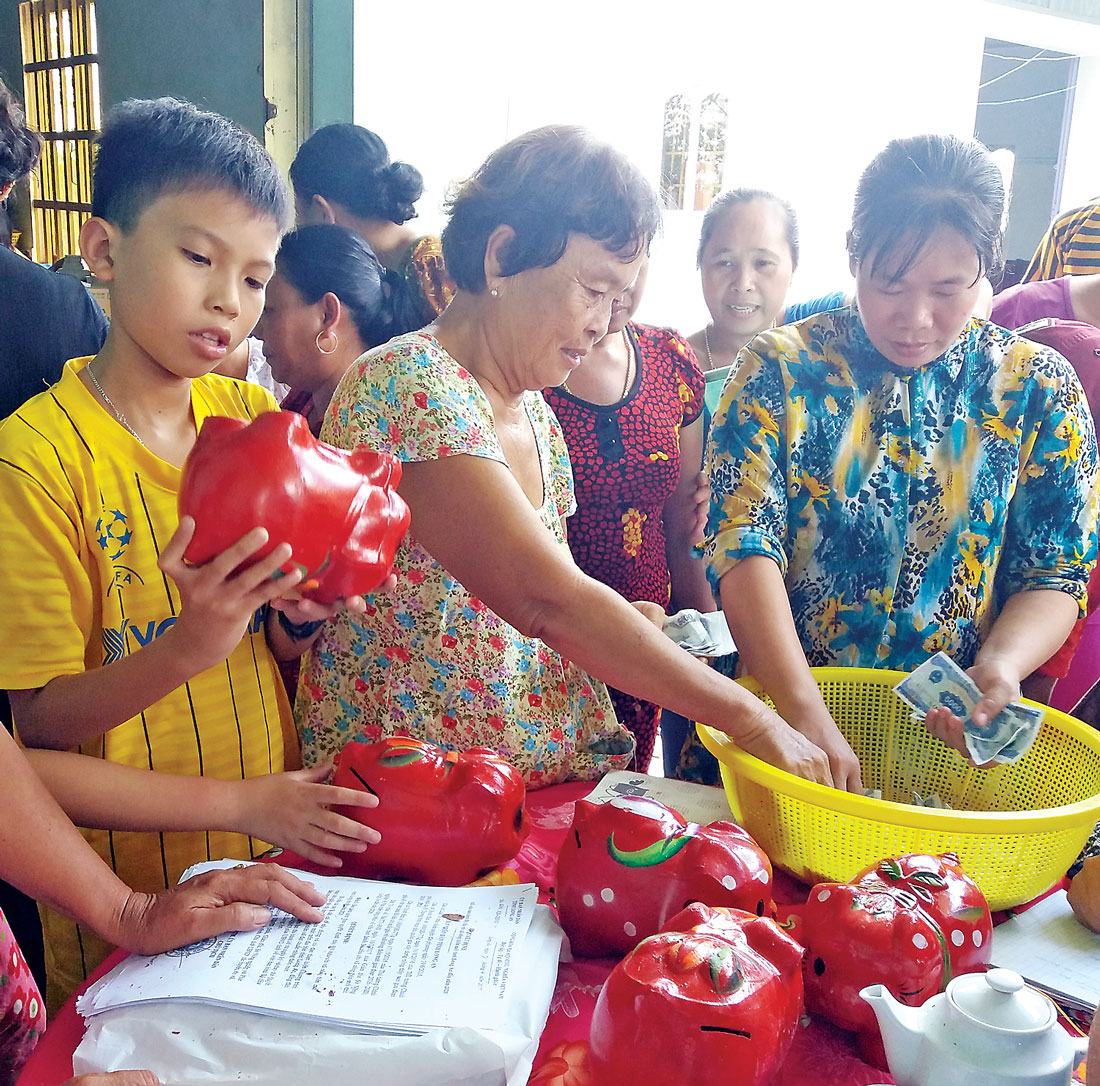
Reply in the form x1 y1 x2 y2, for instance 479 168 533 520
296 126 836 789
703 133 1099 783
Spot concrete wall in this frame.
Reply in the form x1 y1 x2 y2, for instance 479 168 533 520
97 0 267 136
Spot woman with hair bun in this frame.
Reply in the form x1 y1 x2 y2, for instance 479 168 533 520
289 124 454 332
702 133 1098 782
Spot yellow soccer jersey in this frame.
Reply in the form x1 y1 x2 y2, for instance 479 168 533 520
0 357 294 1006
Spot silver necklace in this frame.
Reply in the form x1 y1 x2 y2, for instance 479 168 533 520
703 325 717 372
87 364 146 447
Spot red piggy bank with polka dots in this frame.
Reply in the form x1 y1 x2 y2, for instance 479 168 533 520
776 851 991 1068
556 795 773 958
589 902 804 1085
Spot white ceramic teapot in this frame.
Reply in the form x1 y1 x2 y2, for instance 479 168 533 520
860 969 1087 1086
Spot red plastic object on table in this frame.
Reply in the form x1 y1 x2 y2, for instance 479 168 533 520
329 736 530 885
556 795 774 958
777 851 992 1067
178 410 409 603
589 902 804 1085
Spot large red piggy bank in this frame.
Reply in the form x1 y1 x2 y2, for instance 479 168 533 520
330 736 529 886
589 903 804 1085
178 410 409 603
557 795 773 958
777 851 991 1067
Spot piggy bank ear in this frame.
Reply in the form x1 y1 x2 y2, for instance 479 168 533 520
350 446 403 488
196 414 249 441
741 915 805 979
662 901 718 933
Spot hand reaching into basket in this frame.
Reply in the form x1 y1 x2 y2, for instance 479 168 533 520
731 699 837 789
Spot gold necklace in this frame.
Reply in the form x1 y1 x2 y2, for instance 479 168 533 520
563 328 633 399
87 363 146 447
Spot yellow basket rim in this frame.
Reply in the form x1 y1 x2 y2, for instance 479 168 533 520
698 666 1100 829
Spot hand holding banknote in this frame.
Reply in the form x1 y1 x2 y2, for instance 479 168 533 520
895 651 1044 765
922 653 1020 762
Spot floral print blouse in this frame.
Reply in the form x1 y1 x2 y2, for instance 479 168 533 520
296 331 635 786
703 306 1099 671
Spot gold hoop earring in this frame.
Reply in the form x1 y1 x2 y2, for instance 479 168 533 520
316 329 338 355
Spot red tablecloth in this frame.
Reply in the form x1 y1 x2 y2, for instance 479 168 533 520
19 779 1040 1086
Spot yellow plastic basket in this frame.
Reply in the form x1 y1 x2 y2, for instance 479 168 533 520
697 666 1100 911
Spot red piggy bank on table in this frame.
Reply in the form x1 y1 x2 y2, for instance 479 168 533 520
556 795 773 957
178 411 410 603
330 737 529 885
777 852 992 1066
589 903 804 1085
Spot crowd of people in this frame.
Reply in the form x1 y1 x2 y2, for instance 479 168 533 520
1 71 1100 1083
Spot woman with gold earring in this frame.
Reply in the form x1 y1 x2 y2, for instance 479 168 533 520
254 224 395 435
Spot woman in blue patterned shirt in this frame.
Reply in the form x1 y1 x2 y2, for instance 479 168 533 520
703 134 1099 789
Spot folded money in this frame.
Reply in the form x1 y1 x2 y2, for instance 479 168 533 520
862 787 951 809
663 608 737 658
894 651 1043 765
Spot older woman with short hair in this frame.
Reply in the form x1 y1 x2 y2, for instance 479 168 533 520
296 125 837 789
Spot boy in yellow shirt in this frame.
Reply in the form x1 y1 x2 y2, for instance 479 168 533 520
0 98 374 1007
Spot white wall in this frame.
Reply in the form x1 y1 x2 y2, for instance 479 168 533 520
355 0 1100 332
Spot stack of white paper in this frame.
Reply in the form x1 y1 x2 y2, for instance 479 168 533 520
74 860 563 1085
991 890 1100 1013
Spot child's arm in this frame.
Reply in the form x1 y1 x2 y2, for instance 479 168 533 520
13 518 304 750
24 750 382 868
0 726 326 957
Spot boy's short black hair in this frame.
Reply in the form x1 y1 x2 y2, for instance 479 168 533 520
91 97 291 233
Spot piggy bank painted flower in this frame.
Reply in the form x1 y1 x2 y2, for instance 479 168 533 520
330 736 529 886
589 903 804 1085
178 410 409 603
777 852 992 1067
556 795 773 958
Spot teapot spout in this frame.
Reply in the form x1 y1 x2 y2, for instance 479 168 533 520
859 984 926 1086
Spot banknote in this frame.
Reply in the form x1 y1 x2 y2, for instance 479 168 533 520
893 652 1044 765
663 609 737 658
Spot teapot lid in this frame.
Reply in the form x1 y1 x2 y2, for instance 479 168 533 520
950 969 1054 1032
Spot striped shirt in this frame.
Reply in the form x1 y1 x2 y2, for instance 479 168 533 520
0 357 292 1005
1024 199 1100 281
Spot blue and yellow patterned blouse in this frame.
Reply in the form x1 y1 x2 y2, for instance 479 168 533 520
703 305 1099 670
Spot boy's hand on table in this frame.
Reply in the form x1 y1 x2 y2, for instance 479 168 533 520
159 517 304 672
234 762 382 868
1068 855 1100 932
112 862 326 955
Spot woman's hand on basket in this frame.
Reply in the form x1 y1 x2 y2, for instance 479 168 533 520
788 706 864 793
733 701 836 789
